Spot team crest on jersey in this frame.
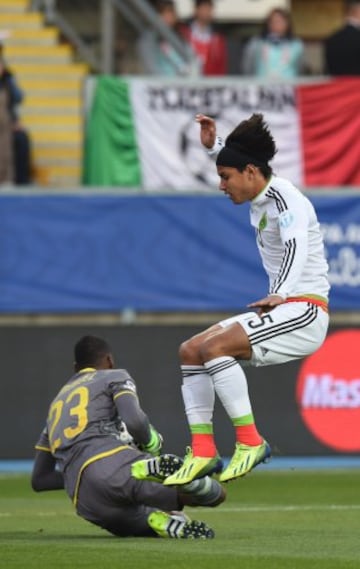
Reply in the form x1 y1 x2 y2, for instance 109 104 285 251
279 211 294 229
259 212 267 231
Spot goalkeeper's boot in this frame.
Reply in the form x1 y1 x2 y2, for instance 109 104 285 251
219 440 271 483
131 453 183 483
163 447 223 486
148 510 215 539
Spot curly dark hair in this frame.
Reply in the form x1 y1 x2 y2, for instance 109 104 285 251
225 113 277 177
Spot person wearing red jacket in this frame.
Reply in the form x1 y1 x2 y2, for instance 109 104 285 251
180 0 228 76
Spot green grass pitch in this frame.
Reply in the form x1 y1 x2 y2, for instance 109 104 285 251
1 469 359 569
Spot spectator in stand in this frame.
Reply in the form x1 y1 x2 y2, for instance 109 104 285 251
325 0 360 75
0 44 32 185
241 7 305 79
180 0 228 76
0 62 13 184
137 0 194 76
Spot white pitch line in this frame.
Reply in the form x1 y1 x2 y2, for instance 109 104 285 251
200 504 360 513
1 505 359 518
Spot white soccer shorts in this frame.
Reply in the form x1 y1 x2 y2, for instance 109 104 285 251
219 301 329 367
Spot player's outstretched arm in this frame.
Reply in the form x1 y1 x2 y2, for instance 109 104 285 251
195 113 217 149
31 449 64 492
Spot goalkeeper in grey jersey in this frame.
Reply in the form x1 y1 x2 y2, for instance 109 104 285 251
32 335 225 539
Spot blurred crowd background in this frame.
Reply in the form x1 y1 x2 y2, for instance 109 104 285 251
0 0 360 189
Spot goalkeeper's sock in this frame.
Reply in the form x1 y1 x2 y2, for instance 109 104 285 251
181 476 224 507
182 476 213 496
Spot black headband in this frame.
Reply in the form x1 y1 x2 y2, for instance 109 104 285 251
216 146 267 169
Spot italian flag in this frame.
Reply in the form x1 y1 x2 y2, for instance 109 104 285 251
83 77 360 189
297 78 360 186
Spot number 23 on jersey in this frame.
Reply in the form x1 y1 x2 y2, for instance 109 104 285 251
48 386 89 453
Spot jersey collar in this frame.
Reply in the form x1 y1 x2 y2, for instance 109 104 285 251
251 176 273 205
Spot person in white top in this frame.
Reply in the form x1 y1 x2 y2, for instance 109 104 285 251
163 112 330 486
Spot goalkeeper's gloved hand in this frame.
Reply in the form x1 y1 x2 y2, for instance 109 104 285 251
141 425 163 456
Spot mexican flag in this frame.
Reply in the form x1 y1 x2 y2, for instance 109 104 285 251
83 77 360 189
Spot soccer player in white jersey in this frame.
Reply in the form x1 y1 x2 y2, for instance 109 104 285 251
157 112 330 485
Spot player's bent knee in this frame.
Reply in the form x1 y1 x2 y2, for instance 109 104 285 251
199 324 252 362
179 339 201 363
198 335 228 362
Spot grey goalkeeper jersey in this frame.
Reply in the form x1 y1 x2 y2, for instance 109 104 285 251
35 368 147 500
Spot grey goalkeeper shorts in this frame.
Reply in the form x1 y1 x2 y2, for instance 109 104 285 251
75 448 180 537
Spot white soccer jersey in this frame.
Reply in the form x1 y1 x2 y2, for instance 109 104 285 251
250 175 329 300
210 138 329 364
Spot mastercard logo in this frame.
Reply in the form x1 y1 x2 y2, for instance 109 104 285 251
296 329 360 452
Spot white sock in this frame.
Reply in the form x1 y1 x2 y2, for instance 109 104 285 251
204 356 253 419
181 365 215 425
